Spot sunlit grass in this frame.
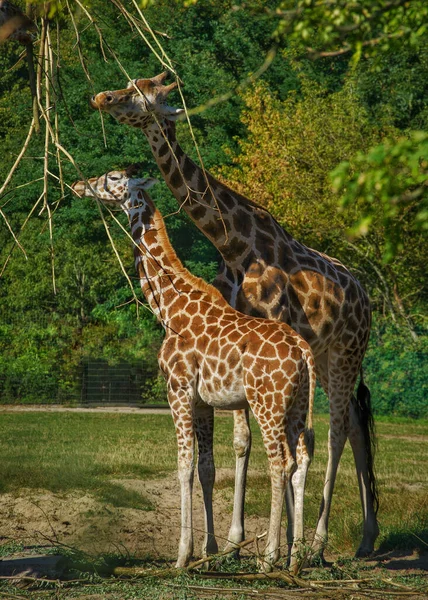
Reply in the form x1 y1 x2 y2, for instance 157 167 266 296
0 411 427 553
0 412 178 509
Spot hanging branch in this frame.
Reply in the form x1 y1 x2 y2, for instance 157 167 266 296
49 22 64 199
110 3 229 242
0 189 45 277
0 115 36 252
94 200 143 318
24 2 39 132
40 19 56 293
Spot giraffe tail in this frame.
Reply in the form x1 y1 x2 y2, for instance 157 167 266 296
303 346 316 459
353 369 379 516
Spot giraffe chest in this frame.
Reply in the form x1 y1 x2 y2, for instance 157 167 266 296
196 357 248 410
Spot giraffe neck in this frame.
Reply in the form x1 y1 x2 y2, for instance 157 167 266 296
127 191 225 329
143 119 273 269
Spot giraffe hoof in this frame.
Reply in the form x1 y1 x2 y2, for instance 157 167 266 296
306 549 327 567
355 545 374 558
223 542 241 558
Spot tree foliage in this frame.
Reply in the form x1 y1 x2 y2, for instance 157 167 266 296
0 0 426 414
268 0 428 60
219 77 383 248
333 132 428 262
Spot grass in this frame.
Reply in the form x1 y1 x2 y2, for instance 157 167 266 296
0 410 427 598
0 412 178 509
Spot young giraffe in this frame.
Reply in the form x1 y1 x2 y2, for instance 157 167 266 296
89 73 379 559
72 167 316 572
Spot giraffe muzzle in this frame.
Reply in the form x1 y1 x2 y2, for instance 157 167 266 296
71 180 86 197
90 90 124 111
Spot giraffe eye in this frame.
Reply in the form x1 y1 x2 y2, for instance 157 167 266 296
109 175 121 181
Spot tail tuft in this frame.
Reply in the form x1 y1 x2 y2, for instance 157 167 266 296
353 370 379 516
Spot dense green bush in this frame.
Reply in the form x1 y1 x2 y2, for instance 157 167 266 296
313 322 428 419
365 322 428 419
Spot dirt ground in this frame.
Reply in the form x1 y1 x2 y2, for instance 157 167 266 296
0 468 267 560
0 467 427 576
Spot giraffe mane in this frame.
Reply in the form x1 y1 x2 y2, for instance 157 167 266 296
149 200 226 304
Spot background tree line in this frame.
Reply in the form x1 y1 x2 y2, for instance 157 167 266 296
0 0 426 416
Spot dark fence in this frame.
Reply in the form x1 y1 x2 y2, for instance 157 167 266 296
80 360 146 405
0 359 161 406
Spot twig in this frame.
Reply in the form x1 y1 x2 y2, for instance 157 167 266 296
24 3 39 132
66 0 91 85
0 575 87 586
129 0 178 75
73 0 108 62
111 0 171 41
0 591 28 600
40 20 56 294
113 532 267 578
0 190 46 276
30 500 60 545
0 206 27 259
188 531 267 570
95 199 142 317
51 22 64 200
305 30 407 60
186 46 277 116
196 570 309 587
0 117 36 254
25 43 39 132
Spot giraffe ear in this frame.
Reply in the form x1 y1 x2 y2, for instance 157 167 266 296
125 163 145 177
151 71 169 85
140 177 159 190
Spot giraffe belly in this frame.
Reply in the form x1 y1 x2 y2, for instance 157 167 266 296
197 378 249 410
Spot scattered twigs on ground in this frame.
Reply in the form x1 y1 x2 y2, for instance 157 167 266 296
110 528 425 598
0 591 28 600
113 531 267 578
188 531 267 570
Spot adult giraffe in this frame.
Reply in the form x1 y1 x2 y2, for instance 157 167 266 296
89 73 379 558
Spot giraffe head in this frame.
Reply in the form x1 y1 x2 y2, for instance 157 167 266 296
90 72 184 129
71 165 158 210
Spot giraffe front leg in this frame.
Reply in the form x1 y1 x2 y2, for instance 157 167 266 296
169 386 196 568
225 409 252 553
194 405 218 559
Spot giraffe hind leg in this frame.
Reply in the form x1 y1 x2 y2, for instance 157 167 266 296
194 405 219 559
312 350 364 560
287 382 314 573
249 393 296 573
